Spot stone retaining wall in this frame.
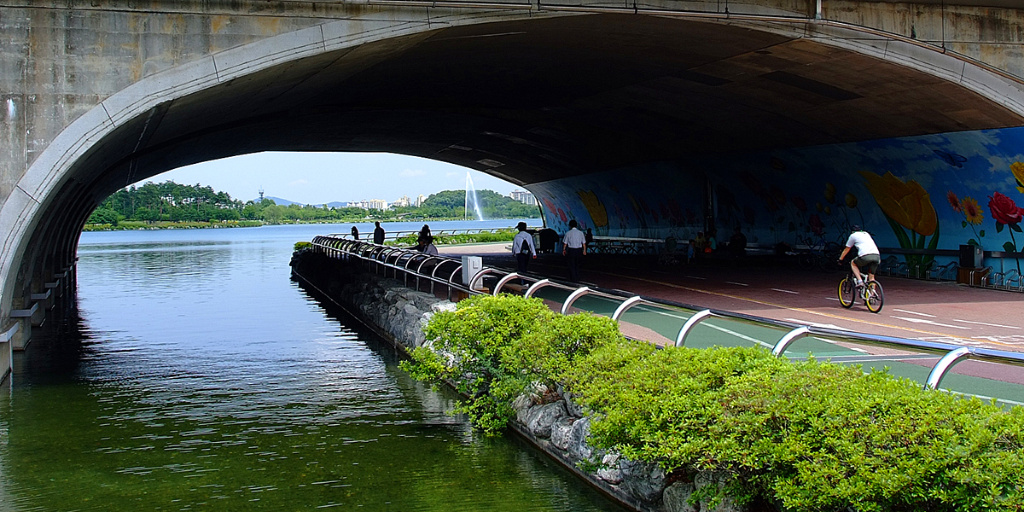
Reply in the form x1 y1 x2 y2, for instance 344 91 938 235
290 250 741 512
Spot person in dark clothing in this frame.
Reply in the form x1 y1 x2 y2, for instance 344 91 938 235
350 226 359 240
373 222 385 245
562 219 587 282
728 226 747 257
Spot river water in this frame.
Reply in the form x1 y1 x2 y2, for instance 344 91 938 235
0 221 624 512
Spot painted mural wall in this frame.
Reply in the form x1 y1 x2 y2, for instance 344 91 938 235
529 126 1024 273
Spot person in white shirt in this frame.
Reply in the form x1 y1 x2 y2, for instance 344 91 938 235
512 222 537 285
562 219 587 282
838 225 880 287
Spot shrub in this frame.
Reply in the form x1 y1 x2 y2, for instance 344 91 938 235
409 297 1024 510
401 294 622 435
401 294 555 434
565 345 1024 512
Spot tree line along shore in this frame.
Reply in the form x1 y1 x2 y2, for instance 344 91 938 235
84 180 540 230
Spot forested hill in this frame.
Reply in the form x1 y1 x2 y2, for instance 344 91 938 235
86 181 540 226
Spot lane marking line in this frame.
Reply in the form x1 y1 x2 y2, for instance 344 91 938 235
703 323 774 350
773 288 799 294
893 308 935 318
726 281 749 287
954 319 1021 330
784 319 851 331
893 317 971 330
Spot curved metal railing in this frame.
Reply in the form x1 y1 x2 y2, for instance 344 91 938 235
307 235 1024 406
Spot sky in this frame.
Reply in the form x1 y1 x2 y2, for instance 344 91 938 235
155 152 521 205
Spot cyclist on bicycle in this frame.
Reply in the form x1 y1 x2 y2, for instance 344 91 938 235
837 225 880 288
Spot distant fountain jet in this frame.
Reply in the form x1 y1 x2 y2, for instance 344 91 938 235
465 172 484 221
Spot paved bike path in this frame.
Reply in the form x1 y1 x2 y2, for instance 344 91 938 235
443 244 1024 406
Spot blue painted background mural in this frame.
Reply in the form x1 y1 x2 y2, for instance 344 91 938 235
528 126 1024 272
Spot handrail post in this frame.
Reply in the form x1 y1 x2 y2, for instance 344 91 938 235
469 268 497 292
561 286 591 315
772 326 812 357
612 296 644 321
524 279 552 297
926 346 972 390
675 309 713 347
494 273 522 295
448 264 464 301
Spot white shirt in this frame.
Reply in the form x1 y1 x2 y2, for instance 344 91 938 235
513 231 536 256
423 244 438 256
845 230 879 256
563 227 587 249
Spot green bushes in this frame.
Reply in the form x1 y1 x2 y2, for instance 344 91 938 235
390 229 516 247
406 295 1024 511
400 294 624 434
566 345 1024 512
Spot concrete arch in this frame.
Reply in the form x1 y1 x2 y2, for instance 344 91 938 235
0 7 554 318
4 6 1024 358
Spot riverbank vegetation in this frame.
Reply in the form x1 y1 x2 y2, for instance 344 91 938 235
392 229 517 246
85 180 539 229
402 294 1024 512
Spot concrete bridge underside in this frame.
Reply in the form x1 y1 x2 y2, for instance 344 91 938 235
3 1 1024 380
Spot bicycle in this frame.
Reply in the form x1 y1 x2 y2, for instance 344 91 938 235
838 266 884 313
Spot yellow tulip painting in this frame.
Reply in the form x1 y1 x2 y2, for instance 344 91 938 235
577 189 608 228
860 170 940 272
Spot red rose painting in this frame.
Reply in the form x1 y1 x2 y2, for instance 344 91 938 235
988 192 1024 227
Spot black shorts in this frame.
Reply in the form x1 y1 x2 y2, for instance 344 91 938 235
854 253 880 274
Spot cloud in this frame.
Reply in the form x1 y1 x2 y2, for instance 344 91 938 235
288 179 309 186
400 168 426 177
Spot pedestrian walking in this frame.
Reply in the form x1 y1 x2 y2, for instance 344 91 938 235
512 222 536 285
562 219 587 282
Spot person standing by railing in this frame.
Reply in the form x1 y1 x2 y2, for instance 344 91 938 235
373 222 385 245
512 222 537 284
351 225 359 240
562 219 587 282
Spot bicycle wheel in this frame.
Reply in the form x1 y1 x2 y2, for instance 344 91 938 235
838 276 855 308
864 281 885 313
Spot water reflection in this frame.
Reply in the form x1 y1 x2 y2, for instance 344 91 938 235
0 226 624 512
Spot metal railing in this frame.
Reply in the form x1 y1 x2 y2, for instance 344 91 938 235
308 235 1024 405
327 227 536 245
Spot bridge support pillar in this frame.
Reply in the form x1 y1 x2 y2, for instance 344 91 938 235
0 322 17 385
6 265 76 353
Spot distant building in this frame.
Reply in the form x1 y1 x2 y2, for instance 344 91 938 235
415 194 427 207
392 195 412 208
510 189 536 206
348 199 387 210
